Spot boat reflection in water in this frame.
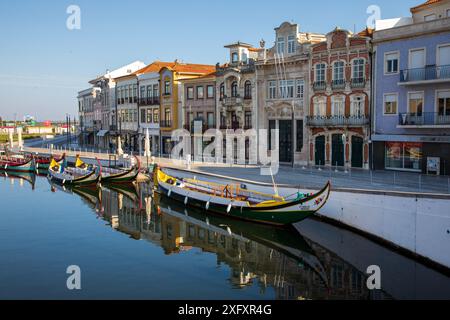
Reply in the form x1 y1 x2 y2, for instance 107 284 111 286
0 171 37 190
84 183 388 300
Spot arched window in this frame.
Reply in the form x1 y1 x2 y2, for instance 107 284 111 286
244 81 252 99
220 83 225 100
231 81 238 97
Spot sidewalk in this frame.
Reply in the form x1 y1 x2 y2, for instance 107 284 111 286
20 145 450 195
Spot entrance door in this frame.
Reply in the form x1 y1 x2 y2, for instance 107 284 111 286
331 134 344 167
315 136 325 166
351 136 363 168
279 120 292 163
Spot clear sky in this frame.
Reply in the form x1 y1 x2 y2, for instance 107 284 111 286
0 0 421 121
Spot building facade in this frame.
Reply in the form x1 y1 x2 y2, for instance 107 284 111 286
77 87 99 146
159 62 215 155
372 0 450 175
308 28 372 169
256 22 325 165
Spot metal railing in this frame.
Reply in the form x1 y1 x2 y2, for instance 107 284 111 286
332 79 345 89
306 115 369 126
139 98 160 106
351 78 366 88
399 112 450 126
313 81 326 91
400 65 450 83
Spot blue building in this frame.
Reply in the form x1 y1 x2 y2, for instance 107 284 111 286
372 0 450 175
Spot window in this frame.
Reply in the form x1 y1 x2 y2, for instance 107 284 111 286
244 111 252 128
409 48 425 71
296 120 303 152
220 83 225 100
187 87 194 100
384 93 398 115
153 84 159 99
408 92 424 115
140 109 146 123
196 112 204 120
352 59 365 80
164 80 171 95
438 90 450 116
296 79 304 99
207 112 214 127
146 86 152 98
146 109 152 123
277 37 285 54
315 63 326 83
244 81 252 99
153 109 159 123
288 35 296 54
242 51 248 63
438 44 450 66
196 86 204 99
447 9 450 17
231 52 239 63
124 86 129 100
280 80 294 98
207 85 214 99
333 61 345 81
165 108 171 121
133 84 138 102
351 96 365 117
385 142 422 171
231 81 238 97
385 52 399 74
314 97 326 116
332 96 345 117
424 14 436 21
140 86 146 99
268 80 277 99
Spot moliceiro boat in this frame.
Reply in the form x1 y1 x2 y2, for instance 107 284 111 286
75 155 140 184
47 156 101 186
0 155 36 172
153 166 331 226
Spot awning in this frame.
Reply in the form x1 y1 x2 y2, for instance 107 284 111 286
96 130 109 137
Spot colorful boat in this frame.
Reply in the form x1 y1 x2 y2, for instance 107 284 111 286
47 156 101 186
0 156 36 172
33 153 65 170
75 155 140 184
153 166 331 226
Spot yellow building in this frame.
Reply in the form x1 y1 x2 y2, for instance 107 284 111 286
159 61 215 155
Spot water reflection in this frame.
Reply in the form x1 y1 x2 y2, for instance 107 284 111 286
51 181 389 300
4 173 449 300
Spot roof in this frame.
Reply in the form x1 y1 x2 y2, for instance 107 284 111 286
161 61 215 74
134 61 175 75
411 0 443 13
224 41 254 49
357 27 374 37
179 72 217 83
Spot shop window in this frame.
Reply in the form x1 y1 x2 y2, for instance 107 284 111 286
385 142 422 171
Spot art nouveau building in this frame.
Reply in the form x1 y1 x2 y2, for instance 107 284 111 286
215 42 261 161
256 22 325 164
308 28 372 169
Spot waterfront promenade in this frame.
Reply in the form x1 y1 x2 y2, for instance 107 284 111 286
22 145 450 195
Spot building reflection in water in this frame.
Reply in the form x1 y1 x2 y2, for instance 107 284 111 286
91 183 390 300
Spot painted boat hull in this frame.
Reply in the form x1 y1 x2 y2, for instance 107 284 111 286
48 168 101 187
101 167 139 184
155 169 331 226
0 158 36 172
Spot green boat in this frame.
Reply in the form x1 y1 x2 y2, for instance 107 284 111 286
154 166 331 226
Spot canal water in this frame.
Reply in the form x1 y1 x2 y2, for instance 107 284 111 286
0 172 449 300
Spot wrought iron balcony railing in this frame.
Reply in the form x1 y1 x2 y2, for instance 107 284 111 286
306 115 369 126
332 79 346 89
398 112 450 126
400 65 450 83
313 81 326 91
351 78 366 88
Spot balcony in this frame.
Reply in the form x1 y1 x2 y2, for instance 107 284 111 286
398 112 450 127
351 78 366 88
222 96 243 108
160 120 172 128
139 98 160 106
400 65 450 85
306 115 369 127
332 79 345 90
313 81 326 91
220 122 241 130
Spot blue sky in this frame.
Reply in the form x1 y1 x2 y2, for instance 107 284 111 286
0 0 421 121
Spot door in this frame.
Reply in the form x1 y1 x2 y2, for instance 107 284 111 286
351 136 363 168
279 120 292 163
438 45 450 79
331 134 344 167
315 136 325 166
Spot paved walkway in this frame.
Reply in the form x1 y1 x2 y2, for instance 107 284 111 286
18 146 450 195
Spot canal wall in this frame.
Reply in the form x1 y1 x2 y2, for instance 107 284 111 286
162 167 450 271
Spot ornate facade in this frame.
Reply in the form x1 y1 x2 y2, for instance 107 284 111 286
308 28 372 169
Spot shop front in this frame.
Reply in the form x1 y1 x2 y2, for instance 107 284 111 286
385 142 423 172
